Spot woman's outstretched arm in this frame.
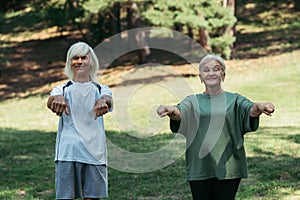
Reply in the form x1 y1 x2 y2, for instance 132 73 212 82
156 105 181 121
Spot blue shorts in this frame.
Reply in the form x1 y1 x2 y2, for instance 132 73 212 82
55 161 108 199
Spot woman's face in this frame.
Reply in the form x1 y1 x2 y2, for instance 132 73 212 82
71 53 91 79
199 60 225 87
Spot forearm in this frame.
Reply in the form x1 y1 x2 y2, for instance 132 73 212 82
250 102 275 117
250 103 263 117
168 106 181 121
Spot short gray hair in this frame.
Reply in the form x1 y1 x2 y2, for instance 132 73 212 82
64 42 99 82
199 54 226 72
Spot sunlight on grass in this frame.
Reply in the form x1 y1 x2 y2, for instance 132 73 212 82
0 50 299 199
105 65 200 135
0 95 58 132
2 51 298 132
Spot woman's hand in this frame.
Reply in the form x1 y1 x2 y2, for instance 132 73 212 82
260 102 275 116
156 105 181 121
250 102 275 117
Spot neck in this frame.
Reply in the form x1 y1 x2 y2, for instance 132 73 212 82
73 74 90 83
203 86 224 95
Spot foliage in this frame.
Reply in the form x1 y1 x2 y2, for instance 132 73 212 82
209 34 236 59
1 0 237 58
142 0 237 58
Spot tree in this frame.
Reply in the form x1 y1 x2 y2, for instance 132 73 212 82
223 0 236 57
142 0 237 58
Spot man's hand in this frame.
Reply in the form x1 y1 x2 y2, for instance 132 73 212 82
47 95 69 116
94 98 109 119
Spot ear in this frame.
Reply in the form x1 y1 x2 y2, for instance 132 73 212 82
199 74 204 83
222 72 226 82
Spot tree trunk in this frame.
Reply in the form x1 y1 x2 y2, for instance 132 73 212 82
198 28 211 51
110 2 121 54
64 0 79 23
111 2 121 35
127 2 150 63
226 0 236 37
126 2 135 50
224 0 236 57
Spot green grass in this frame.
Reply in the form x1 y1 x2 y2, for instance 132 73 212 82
0 50 300 199
0 128 56 200
0 127 299 199
1 1 299 199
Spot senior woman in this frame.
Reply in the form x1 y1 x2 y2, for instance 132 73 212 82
47 42 113 200
157 54 275 200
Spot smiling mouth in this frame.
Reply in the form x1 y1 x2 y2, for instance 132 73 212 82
74 65 85 68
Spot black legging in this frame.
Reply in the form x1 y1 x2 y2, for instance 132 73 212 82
189 178 241 200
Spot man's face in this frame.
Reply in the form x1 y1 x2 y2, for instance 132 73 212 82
71 53 91 78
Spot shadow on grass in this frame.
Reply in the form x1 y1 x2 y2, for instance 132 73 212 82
0 36 77 101
234 0 300 59
0 128 56 199
237 126 300 199
0 126 299 199
239 152 300 199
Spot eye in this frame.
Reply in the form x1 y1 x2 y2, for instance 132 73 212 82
213 65 222 71
72 55 87 60
203 68 209 72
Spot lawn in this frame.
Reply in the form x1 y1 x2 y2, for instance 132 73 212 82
0 1 300 199
0 50 299 199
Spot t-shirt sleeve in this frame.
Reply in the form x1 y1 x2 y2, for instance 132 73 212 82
237 94 259 133
98 84 113 111
99 84 112 97
50 83 64 96
170 105 182 133
169 95 200 139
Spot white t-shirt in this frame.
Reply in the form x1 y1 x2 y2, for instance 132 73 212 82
50 81 112 165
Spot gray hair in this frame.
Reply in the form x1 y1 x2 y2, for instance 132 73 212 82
199 54 226 72
64 42 99 82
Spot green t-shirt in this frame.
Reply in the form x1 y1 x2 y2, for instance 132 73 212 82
170 92 259 181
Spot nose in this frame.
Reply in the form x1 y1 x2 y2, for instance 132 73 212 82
207 70 215 75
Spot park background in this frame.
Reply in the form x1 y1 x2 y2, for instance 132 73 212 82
0 0 299 199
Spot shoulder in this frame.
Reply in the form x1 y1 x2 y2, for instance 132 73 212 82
226 92 254 106
225 92 246 100
50 81 73 95
183 94 198 102
179 94 199 108
54 81 73 88
94 82 112 96
225 91 239 97
92 82 108 88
